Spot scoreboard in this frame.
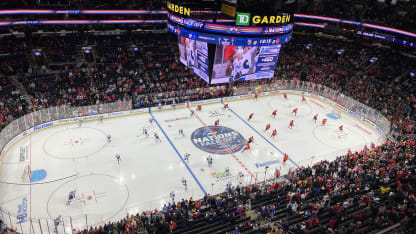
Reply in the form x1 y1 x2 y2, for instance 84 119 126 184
167 0 295 84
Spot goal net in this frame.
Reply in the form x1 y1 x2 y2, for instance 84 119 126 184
331 109 342 119
22 165 31 183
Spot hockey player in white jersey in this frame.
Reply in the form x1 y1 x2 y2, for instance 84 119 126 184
230 47 253 82
184 153 190 163
154 133 161 142
115 154 121 164
185 39 196 67
207 155 213 167
143 128 149 137
66 190 76 206
181 178 187 191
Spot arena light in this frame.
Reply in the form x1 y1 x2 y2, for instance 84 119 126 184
82 47 93 55
32 49 42 56
410 72 415 77
295 22 325 28
130 45 139 52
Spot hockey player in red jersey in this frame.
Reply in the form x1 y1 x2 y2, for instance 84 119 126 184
248 113 254 121
223 103 228 110
271 129 277 138
196 105 202 111
254 93 258 101
248 136 254 144
289 120 294 129
272 110 277 118
339 125 343 131
265 123 271 132
283 153 289 164
215 119 219 126
322 118 327 126
292 108 298 116
313 114 318 123
302 95 306 102
275 169 280 178
242 142 251 152
283 93 288 99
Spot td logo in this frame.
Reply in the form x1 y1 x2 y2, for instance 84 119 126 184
236 12 251 26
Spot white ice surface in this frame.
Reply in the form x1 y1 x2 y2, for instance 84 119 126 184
0 94 383 233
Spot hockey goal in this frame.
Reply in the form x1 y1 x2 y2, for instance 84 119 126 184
22 165 31 183
331 109 342 119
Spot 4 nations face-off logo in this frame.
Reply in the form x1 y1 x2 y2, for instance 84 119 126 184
191 126 246 155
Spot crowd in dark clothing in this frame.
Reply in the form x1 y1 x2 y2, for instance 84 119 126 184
256 136 416 233
298 0 416 32
0 76 28 131
0 33 415 136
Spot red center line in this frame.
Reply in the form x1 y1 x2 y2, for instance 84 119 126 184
189 108 258 183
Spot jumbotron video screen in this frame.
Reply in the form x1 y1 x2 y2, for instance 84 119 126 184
211 44 281 84
178 36 210 83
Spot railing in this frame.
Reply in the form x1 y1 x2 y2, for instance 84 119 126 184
0 100 132 154
135 79 390 137
0 79 390 233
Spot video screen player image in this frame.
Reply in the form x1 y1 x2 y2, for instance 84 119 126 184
212 44 281 84
178 36 209 82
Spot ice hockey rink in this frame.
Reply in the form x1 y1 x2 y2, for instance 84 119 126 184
0 93 384 233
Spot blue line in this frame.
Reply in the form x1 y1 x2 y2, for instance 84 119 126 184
225 103 300 168
148 108 207 195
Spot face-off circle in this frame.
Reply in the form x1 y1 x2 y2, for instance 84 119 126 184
191 126 246 155
46 174 129 229
43 127 108 159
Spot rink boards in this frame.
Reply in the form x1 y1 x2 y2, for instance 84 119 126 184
0 90 386 161
1 89 386 173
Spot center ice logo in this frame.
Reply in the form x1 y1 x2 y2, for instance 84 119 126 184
191 126 246 155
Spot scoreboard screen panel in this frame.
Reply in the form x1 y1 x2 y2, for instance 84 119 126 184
211 44 281 84
178 36 210 82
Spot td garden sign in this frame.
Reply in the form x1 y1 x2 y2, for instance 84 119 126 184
167 1 191 17
236 12 292 26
